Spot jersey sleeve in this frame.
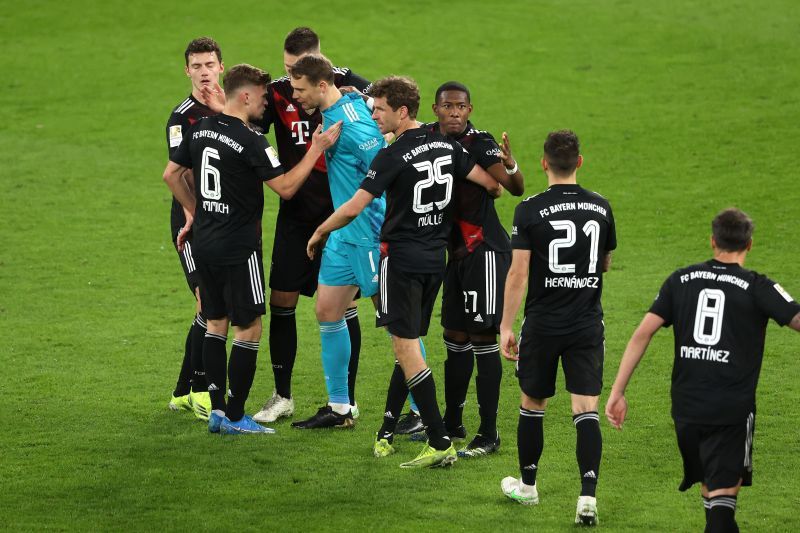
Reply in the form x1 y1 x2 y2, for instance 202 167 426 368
251 135 284 181
359 149 397 197
472 134 503 170
452 141 477 180
169 122 194 168
166 112 188 157
605 203 618 252
341 69 371 93
752 275 800 326
648 273 676 326
510 202 534 250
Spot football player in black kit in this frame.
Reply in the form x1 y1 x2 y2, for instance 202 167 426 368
164 37 223 421
203 27 371 424
305 76 502 467
164 64 341 435
607 208 800 533
499 131 616 526
413 82 525 457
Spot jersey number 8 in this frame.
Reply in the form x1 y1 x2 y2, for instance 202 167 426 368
693 288 726 345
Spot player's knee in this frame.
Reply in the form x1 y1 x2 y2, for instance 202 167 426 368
235 317 262 342
571 394 600 415
521 393 547 411
443 329 469 343
270 289 300 308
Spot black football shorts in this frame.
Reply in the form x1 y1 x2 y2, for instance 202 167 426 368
675 412 755 492
376 257 443 339
268 211 321 297
516 321 605 398
196 251 266 326
441 246 510 334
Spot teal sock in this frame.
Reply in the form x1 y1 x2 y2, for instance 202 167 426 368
320 320 351 405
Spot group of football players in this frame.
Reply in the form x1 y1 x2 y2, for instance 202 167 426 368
161 28 800 531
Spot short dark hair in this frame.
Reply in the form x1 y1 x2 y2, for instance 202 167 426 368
289 54 334 85
222 64 271 97
544 130 581 175
368 76 420 119
434 81 470 103
184 36 222 66
284 27 320 55
712 208 754 252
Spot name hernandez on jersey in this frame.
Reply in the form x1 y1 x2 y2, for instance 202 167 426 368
170 114 284 265
422 121 509 258
254 67 370 226
359 128 475 273
649 260 800 425
511 185 616 335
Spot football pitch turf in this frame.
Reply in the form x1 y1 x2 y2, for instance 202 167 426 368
3 0 799 530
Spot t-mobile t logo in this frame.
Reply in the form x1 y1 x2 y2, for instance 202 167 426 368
291 121 310 145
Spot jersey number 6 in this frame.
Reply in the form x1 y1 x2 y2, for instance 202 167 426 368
200 147 222 200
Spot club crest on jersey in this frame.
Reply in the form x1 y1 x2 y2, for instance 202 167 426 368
169 125 182 147
265 146 281 168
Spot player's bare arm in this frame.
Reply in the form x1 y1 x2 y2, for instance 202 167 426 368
605 312 665 430
163 161 197 251
265 121 342 199
602 252 612 272
499 249 531 361
486 131 524 196
306 189 375 259
789 311 800 332
466 164 503 198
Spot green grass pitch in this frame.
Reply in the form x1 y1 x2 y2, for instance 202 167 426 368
2 0 798 530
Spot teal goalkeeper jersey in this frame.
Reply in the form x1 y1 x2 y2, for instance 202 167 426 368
322 93 386 246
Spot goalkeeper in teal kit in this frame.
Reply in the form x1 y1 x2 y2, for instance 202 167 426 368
287 54 387 429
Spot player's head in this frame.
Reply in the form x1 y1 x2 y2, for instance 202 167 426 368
368 76 420 134
711 208 754 253
542 130 583 178
184 37 224 94
283 27 321 75
223 64 271 121
432 81 472 136
289 54 335 110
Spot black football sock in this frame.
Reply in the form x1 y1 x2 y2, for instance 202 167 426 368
378 361 409 442
705 496 738 533
189 313 207 393
574 411 602 497
226 340 259 422
269 305 296 398
345 308 361 406
203 332 228 412
702 497 711 520
474 340 502 438
518 407 545 486
406 368 450 451
173 322 194 397
442 336 473 431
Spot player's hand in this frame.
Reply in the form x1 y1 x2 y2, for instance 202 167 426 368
312 121 343 151
200 81 226 113
499 132 516 170
339 85 359 95
176 216 193 252
306 230 326 260
500 328 519 361
605 391 628 430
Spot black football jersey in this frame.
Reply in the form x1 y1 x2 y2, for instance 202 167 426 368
511 184 616 334
649 260 800 425
170 114 285 265
255 67 370 225
166 95 216 233
423 121 508 258
359 127 476 273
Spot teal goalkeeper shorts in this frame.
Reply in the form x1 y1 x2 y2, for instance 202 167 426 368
318 235 380 297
